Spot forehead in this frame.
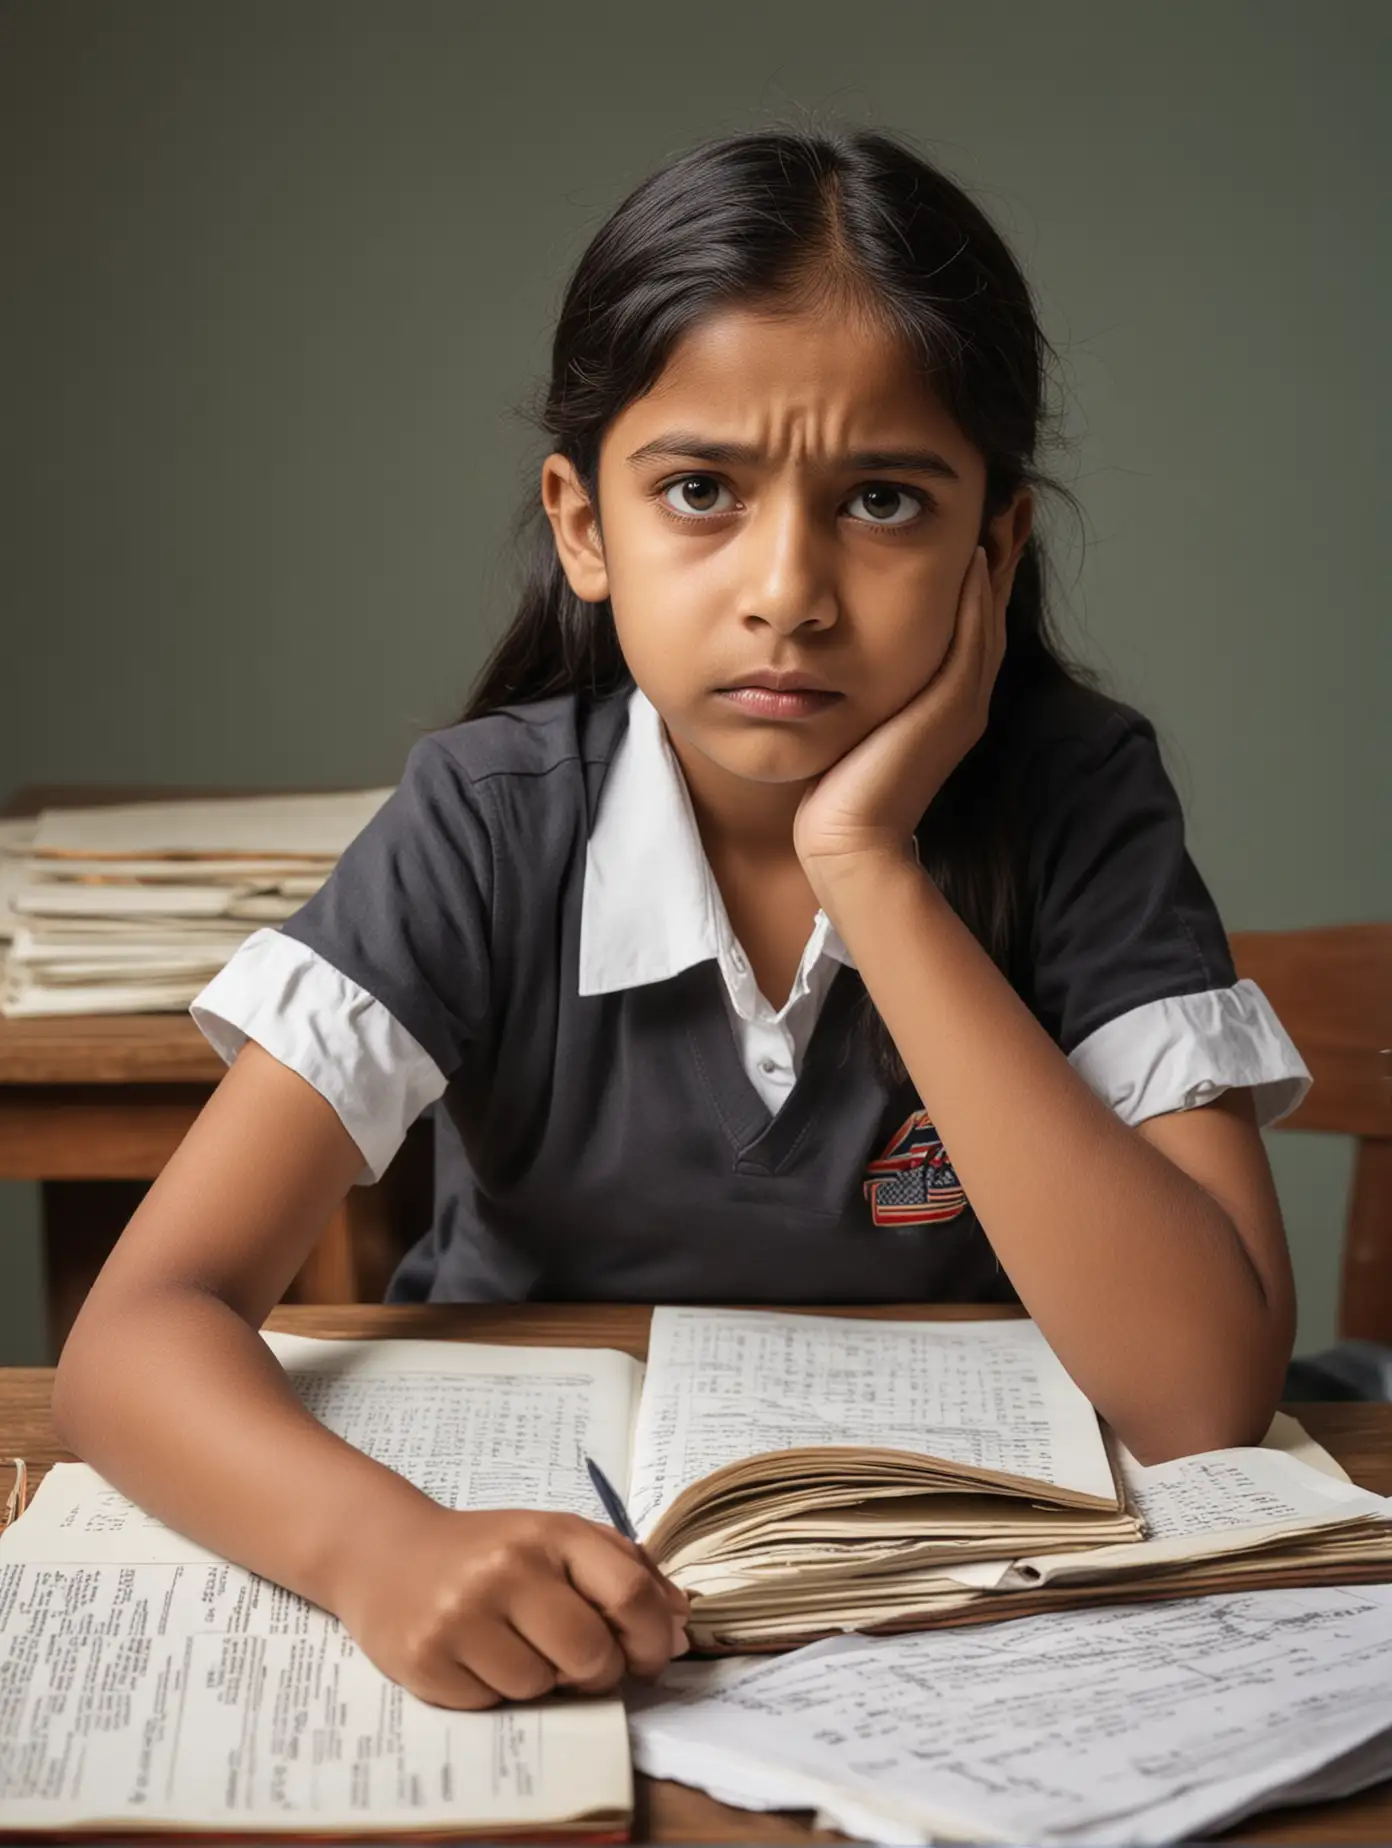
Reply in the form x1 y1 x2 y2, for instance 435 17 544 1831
614 301 964 449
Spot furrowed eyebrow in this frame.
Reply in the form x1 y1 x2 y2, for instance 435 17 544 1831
624 430 962 483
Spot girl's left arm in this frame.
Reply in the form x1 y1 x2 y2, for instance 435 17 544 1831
797 549 1296 1465
811 849 1294 1465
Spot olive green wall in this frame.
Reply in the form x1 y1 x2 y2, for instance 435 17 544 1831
2 0 1387 1362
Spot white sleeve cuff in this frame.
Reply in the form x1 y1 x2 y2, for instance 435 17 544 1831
1067 977 1312 1129
189 927 447 1185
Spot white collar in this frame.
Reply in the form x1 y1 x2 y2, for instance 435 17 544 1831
578 685 856 1009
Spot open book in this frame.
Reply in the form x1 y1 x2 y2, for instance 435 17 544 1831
626 1308 1392 1647
0 1338 640 1843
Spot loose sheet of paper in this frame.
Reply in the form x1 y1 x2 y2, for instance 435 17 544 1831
0 1333 644 1832
1009 1443 1391 1584
629 1585 1392 1846
29 789 395 859
15 883 288 918
21 856 332 883
629 1309 1113 1534
1124 1444 1383 1538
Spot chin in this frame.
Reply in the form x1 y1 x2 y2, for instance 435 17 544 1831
695 729 841 786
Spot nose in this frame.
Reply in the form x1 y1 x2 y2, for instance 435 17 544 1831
737 490 839 637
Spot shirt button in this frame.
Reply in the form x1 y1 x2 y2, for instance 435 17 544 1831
758 1056 780 1075
730 949 747 974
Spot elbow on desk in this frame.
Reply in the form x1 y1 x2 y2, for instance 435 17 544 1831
1112 1375 1286 1467
1121 1411 1270 1468
1102 1301 1294 1467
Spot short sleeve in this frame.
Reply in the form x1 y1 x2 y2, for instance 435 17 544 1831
190 736 494 1183
1025 714 1310 1130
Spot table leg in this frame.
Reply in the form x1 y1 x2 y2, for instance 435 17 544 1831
283 1205 358 1304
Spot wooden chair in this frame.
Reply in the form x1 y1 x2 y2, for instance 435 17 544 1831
1231 924 1392 1341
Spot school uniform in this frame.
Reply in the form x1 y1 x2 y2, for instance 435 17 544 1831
190 680 1310 1306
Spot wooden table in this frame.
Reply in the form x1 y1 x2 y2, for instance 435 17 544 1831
0 785 430 1357
5 1300 1392 1844
0 1006 430 1354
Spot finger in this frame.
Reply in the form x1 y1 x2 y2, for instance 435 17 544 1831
575 1529 690 1655
658 1569 692 1617
563 1528 688 1678
452 1615 559 1703
396 1650 506 1712
977 545 1007 680
928 545 987 679
951 546 1002 705
510 1580 627 1692
960 545 993 651
588 1524 691 1614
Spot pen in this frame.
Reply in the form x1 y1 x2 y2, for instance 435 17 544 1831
584 1454 640 1542
584 1453 692 1656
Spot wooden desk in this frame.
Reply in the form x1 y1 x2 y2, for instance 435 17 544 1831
5 1301 1392 1845
0 1007 430 1355
0 785 429 1356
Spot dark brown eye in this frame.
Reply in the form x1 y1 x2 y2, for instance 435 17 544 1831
661 475 731 516
847 485 922 526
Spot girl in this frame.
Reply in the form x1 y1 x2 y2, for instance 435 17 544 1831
53 124 1310 1713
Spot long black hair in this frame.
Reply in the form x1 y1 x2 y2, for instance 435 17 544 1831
460 123 1098 1085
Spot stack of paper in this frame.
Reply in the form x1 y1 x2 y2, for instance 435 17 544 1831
630 1585 1392 1843
0 819 37 993
0 789 392 1016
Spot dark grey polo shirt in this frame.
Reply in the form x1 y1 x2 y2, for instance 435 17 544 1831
191 678 1307 1306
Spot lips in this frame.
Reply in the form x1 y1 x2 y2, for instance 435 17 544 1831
720 671 837 695
715 674 843 720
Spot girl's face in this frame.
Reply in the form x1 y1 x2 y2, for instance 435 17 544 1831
543 302 1032 790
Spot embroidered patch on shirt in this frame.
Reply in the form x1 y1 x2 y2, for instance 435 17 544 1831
863 1109 967 1227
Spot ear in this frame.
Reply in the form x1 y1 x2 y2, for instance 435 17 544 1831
541 454 610 603
983 487 1034 609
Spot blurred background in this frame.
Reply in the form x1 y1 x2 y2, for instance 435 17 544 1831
1 0 1387 1363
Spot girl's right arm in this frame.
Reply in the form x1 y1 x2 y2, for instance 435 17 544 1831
51 1040 688 1708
